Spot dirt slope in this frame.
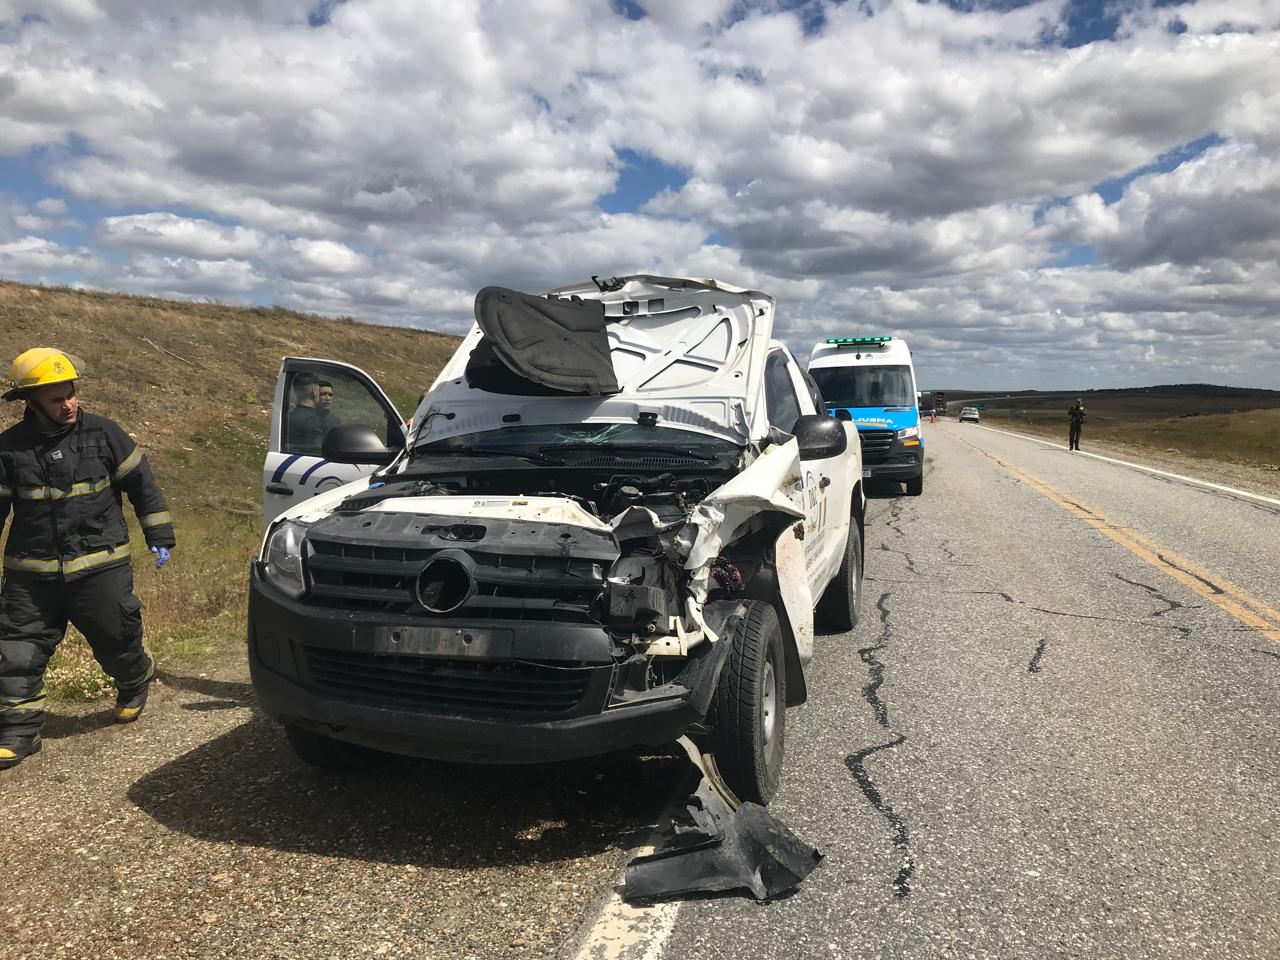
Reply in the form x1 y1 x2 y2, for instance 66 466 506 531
0 280 461 697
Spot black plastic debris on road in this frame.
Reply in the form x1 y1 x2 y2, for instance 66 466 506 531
622 778 823 902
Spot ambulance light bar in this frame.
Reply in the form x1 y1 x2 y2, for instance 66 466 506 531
826 336 892 347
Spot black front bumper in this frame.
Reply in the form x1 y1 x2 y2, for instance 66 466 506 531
863 459 923 481
860 437 924 481
248 568 700 763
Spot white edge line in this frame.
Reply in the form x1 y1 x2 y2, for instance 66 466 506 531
563 842 680 960
960 422 1280 508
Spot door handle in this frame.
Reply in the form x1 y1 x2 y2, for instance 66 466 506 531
819 476 831 490
266 484 294 497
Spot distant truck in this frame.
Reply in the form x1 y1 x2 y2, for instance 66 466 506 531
808 336 924 497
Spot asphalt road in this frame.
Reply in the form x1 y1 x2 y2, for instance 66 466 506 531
649 421 1280 960
4 421 1278 960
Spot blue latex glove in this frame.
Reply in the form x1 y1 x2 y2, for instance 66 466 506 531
150 546 171 569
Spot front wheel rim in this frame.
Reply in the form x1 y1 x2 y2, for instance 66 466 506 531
761 657 778 746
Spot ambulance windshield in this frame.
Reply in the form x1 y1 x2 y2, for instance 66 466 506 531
810 364 915 408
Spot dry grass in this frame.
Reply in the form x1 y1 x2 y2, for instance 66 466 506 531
983 406 1280 469
1 280 461 702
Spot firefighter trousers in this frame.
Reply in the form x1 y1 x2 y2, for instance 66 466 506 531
1069 424 1082 450
0 564 152 738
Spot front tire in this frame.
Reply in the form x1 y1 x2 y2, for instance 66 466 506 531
905 473 923 496
707 601 786 806
284 722 379 771
816 522 863 632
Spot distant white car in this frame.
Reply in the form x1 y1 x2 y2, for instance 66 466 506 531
959 407 980 423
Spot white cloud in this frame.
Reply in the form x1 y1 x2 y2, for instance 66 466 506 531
1042 141 1280 268
0 235 97 273
99 212 268 259
0 0 1276 387
111 254 265 296
287 238 368 275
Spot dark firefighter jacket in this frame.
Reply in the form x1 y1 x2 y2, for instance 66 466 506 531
0 409 175 579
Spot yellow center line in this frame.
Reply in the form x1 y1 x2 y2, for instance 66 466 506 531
953 433 1280 644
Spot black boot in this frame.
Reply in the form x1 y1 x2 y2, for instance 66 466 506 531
0 733 42 770
114 681 150 723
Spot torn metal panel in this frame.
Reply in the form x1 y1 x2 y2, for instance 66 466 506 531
473 286 620 396
623 742 823 903
773 522 814 665
683 440 805 578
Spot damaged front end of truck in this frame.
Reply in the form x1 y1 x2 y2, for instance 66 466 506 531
249 276 818 807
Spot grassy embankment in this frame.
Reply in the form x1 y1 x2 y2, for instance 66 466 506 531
0 280 459 701
948 388 1280 470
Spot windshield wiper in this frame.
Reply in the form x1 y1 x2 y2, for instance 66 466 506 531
414 446 564 466
538 442 718 462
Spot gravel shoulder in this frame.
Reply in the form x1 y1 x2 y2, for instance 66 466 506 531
1 656 682 960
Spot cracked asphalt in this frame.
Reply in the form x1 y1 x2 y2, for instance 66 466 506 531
4 421 1278 960
659 421 1280 960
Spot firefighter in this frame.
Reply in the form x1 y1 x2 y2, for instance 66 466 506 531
1068 398 1086 451
0 348 176 770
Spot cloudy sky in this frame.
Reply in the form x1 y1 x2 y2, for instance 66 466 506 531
1 0 1278 389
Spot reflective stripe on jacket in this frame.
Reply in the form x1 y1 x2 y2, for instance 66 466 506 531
0 410 175 579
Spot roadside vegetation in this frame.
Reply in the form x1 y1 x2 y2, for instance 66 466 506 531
948 386 1280 471
0 280 459 701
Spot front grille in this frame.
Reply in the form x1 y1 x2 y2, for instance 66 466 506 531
305 538 604 622
858 429 895 464
302 647 600 718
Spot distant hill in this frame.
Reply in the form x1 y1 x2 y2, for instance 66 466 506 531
0 279 461 698
936 385 1280 422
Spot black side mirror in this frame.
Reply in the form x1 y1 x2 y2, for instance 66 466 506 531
834 408 853 422
321 423 398 465
794 414 848 460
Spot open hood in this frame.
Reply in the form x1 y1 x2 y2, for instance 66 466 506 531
420 275 775 446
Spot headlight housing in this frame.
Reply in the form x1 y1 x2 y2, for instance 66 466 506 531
897 426 920 439
263 521 309 599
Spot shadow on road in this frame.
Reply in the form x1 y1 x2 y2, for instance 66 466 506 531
128 714 683 869
864 480 907 500
42 710 116 740
155 668 254 712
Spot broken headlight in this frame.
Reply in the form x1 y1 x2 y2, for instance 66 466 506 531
263 521 309 599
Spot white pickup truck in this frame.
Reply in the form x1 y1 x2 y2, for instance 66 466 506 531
249 275 865 804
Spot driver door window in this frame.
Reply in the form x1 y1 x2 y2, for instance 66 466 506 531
282 367 400 456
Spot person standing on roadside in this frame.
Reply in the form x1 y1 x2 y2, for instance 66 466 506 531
0 348 176 771
1068 398 1086 451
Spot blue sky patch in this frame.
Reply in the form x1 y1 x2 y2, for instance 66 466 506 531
1093 133 1225 204
599 149 687 214
307 1 348 28
1046 243 1099 268
611 0 646 21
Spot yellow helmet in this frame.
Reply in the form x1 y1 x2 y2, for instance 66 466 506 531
3 347 84 401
